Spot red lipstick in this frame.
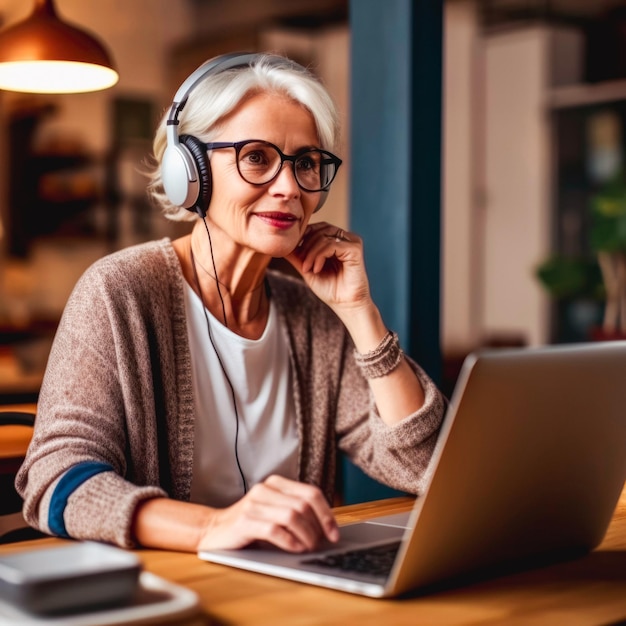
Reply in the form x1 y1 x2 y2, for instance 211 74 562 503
254 212 299 230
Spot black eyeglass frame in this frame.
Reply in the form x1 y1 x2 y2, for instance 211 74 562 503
203 139 342 192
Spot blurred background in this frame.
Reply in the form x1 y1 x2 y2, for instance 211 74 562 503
1 0 626 406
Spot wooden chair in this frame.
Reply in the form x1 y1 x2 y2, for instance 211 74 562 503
0 410 42 543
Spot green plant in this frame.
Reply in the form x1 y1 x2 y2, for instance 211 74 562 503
535 256 603 301
535 174 626 337
591 176 626 334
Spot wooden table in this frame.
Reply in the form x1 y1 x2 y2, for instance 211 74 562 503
2 486 626 625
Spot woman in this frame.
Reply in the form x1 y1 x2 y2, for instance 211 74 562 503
16 53 445 553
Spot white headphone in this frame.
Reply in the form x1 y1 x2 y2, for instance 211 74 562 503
160 52 330 217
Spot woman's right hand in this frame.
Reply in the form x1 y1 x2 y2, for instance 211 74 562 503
197 475 339 553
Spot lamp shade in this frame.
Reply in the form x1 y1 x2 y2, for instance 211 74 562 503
0 0 118 93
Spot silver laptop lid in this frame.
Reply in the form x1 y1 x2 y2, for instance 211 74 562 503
389 341 626 594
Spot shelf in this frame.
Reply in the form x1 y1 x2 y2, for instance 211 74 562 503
549 79 626 110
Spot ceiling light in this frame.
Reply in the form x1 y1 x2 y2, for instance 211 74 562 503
0 0 118 94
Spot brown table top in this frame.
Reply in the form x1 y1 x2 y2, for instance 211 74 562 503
2 484 626 625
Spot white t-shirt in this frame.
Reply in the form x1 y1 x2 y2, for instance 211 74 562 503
184 282 299 508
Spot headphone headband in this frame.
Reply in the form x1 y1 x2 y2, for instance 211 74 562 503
165 53 262 155
172 54 259 114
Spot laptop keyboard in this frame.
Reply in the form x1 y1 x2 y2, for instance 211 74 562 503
302 541 401 578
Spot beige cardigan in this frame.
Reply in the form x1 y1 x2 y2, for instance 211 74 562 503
16 239 445 548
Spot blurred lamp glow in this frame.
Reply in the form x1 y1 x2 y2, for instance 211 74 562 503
0 0 118 94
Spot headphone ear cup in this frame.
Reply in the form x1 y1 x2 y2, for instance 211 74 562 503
180 135 212 217
161 141 199 210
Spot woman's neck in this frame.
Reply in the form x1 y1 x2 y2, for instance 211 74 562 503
173 223 270 339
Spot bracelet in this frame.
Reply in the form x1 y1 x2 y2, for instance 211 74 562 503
354 330 403 379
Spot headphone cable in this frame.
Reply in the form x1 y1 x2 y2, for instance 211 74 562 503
190 225 248 495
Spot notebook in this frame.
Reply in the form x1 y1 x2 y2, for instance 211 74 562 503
198 341 626 597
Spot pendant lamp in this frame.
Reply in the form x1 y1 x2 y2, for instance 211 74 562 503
0 0 118 94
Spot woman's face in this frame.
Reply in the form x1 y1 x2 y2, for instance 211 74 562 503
206 92 322 258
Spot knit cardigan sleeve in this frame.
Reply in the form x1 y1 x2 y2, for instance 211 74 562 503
335 350 445 495
268 271 446 499
16 240 192 548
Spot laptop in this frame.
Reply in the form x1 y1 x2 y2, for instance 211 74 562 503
198 341 626 597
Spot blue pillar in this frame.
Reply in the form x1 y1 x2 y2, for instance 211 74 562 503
343 0 443 504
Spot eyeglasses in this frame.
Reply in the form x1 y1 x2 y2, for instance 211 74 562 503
203 139 342 192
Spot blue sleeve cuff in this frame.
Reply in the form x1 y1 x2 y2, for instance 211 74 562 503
48 461 113 537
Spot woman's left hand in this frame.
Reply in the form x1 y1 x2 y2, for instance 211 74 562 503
286 222 372 318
